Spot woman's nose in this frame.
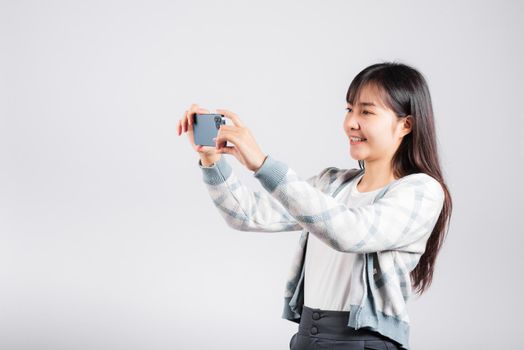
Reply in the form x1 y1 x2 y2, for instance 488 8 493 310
344 114 359 131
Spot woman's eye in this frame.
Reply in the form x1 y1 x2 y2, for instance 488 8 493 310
346 107 371 115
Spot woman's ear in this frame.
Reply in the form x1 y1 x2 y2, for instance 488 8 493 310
401 115 413 137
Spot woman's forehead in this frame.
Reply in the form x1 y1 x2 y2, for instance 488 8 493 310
348 84 388 109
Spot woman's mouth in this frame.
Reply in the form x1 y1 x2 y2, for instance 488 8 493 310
350 136 367 145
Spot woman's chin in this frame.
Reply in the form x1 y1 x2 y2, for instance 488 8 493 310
349 149 366 160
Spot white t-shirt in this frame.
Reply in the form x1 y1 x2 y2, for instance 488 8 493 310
304 172 384 311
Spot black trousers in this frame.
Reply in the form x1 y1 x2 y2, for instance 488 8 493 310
289 305 402 350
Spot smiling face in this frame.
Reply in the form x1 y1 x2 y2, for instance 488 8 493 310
343 83 412 164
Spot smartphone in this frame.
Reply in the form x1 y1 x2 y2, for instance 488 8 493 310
192 113 228 147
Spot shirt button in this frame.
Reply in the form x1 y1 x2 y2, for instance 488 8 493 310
310 326 318 335
312 312 320 320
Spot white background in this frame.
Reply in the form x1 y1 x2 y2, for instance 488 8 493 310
1 0 522 349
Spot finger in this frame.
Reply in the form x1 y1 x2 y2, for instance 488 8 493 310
179 115 187 133
189 103 199 113
191 107 210 127
215 136 237 150
214 129 234 147
217 145 235 154
188 105 210 127
214 133 230 149
186 103 200 128
215 108 245 128
216 124 241 133
183 110 189 132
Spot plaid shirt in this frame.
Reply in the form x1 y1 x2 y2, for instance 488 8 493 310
199 154 445 350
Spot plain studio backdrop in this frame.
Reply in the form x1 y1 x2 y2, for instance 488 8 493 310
1 0 522 349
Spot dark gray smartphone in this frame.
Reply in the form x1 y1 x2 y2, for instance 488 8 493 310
192 113 227 147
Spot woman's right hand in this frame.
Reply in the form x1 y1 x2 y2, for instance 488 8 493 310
177 103 221 161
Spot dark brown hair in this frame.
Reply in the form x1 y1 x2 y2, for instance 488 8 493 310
346 61 453 295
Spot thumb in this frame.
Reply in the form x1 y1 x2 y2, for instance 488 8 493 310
217 145 235 154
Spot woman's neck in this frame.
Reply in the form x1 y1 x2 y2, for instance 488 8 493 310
358 160 398 192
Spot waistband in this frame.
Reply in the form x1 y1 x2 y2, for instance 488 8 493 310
299 305 394 343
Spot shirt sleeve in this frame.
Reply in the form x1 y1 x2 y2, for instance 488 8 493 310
253 155 445 253
198 155 334 232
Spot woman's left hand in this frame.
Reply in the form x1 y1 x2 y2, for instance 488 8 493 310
213 108 268 173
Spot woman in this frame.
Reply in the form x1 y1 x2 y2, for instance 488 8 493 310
177 61 452 350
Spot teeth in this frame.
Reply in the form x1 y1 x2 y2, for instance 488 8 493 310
351 137 366 142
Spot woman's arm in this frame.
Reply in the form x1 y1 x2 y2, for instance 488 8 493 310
199 155 334 232
253 155 445 254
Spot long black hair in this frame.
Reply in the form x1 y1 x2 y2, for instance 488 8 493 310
346 61 453 295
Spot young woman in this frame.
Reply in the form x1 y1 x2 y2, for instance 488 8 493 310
177 62 452 350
